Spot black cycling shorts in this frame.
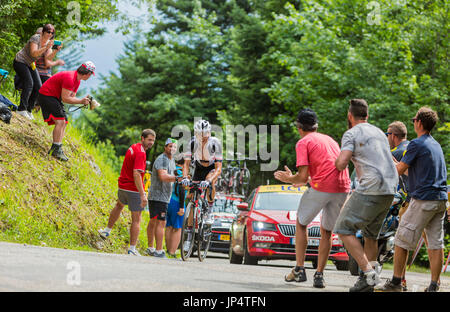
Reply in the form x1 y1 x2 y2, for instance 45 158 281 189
192 161 215 181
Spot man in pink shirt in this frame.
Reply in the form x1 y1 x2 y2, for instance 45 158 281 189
274 108 350 289
37 61 95 161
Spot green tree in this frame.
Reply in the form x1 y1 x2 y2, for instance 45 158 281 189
0 0 119 71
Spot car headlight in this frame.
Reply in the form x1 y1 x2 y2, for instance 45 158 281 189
252 221 277 232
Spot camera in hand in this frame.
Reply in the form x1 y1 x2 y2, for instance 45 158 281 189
87 95 101 110
52 40 62 49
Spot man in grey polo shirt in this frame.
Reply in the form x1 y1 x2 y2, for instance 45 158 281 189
334 99 398 292
146 138 178 258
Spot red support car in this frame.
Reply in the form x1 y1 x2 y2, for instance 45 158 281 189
229 184 349 270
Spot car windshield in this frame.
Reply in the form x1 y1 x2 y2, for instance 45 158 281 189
253 192 303 211
212 198 241 214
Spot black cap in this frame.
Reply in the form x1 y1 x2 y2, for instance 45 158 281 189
296 108 318 126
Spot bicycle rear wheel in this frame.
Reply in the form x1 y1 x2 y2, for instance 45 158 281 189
180 202 197 261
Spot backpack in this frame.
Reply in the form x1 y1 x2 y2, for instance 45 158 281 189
0 93 18 111
0 100 12 124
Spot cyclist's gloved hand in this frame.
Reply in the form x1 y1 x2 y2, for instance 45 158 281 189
182 177 190 186
200 180 210 188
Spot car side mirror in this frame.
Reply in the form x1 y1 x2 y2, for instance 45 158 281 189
237 202 249 211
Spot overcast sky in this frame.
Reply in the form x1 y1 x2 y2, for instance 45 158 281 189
63 1 152 95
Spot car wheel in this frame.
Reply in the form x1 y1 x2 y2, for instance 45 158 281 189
348 252 360 276
335 260 349 271
243 229 258 265
229 244 243 264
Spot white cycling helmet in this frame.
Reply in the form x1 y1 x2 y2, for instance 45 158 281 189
194 119 211 133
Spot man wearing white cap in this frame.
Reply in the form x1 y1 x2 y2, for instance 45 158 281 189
37 61 96 161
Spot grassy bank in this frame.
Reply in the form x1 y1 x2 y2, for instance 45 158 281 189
0 108 150 254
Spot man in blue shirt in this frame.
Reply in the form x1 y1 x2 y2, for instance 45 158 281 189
377 107 448 292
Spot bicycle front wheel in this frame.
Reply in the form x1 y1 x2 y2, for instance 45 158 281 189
180 202 197 261
197 209 212 262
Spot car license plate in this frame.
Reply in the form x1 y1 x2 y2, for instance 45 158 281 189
219 235 230 241
291 238 320 246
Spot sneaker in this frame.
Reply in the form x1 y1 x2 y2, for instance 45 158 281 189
313 271 325 288
154 250 166 258
401 279 408 292
51 145 68 161
27 111 34 120
146 248 156 256
97 229 110 239
424 282 440 292
375 279 403 292
127 249 141 256
349 271 379 292
167 253 178 259
48 144 57 155
285 267 307 282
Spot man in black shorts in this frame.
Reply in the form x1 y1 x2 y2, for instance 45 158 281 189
37 61 95 161
181 119 223 225
146 138 178 258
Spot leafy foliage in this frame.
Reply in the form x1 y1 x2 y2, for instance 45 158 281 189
0 0 119 71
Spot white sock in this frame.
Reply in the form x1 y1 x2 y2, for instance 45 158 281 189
104 227 112 234
148 247 155 252
129 245 136 251
156 249 164 254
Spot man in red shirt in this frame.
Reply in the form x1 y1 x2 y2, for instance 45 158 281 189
274 108 350 289
98 129 156 255
37 61 95 161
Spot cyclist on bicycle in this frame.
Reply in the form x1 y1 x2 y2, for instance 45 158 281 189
181 119 223 225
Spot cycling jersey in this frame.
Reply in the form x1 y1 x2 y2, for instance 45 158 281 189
184 136 223 166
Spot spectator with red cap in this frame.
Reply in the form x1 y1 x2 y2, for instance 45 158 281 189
37 61 95 161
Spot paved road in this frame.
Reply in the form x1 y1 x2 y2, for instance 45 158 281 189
0 241 448 292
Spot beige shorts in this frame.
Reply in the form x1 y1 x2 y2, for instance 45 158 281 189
297 187 348 231
394 198 447 251
333 192 394 239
